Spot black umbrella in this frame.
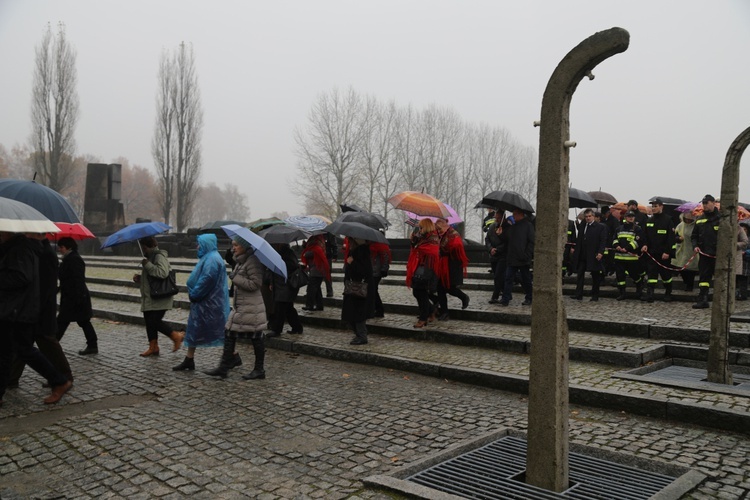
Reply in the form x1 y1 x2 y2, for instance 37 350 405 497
569 187 598 208
0 179 80 223
648 196 688 206
478 190 535 214
340 203 366 213
588 190 618 206
199 219 245 233
258 224 311 244
335 211 389 230
325 220 387 244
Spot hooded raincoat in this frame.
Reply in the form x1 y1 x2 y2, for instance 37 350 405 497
185 234 230 348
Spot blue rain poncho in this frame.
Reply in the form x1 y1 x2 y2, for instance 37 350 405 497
185 234 230 348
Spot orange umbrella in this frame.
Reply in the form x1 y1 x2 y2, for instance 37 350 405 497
693 202 750 220
387 191 451 218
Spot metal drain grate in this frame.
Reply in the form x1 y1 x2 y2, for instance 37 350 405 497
407 436 676 499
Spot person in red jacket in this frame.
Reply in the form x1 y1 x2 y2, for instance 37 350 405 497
435 218 469 320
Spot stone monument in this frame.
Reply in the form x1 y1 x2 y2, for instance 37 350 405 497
83 163 125 234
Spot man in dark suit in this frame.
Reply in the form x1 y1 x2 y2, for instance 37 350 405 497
570 208 608 301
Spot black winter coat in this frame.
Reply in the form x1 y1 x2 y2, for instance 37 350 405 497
341 243 372 324
506 217 535 267
33 238 59 335
58 249 93 322
573 221 607 272
0 234 40 323
692 208 720 256
485 221 509 263
267 245 300 303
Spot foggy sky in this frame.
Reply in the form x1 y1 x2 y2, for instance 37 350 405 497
1 0 749 220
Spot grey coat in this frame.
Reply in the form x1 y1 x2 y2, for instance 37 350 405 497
225 251 267 333
139 248 174 312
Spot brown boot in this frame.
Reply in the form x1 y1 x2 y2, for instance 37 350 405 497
140 339 160 357
43 380 73 404
170 331 185 352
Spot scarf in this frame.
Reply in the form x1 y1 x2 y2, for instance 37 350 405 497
301 236 331 280
438 227 469 288
405 231 440 288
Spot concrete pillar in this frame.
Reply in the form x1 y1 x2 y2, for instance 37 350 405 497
527 28 629 492
708 126 750 384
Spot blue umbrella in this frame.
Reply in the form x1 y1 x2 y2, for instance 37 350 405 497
0 179 80 223
101 222 172 249
221 224 287 279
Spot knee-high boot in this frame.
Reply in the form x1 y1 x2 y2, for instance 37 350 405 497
204 332 239 378
242 334 266 380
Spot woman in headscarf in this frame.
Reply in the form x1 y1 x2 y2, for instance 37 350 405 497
406 219 440 328
435 218 469 320
173 234 230 371
301 234 330 312
342 237 372 345
672 212 699 292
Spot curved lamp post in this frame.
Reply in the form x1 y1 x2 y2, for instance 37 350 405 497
528 27 629 492
709 126 750 384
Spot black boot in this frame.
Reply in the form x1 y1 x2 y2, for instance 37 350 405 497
641 286 654 303
172 356 195 371
635 282 644 301
663 283 673 302
616 286 627 301
242 336 266 380
693 288 709 309
204 332 238 378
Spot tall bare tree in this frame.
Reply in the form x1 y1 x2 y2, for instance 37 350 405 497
152 42 203 231
29 23 79 192
293 87 371 217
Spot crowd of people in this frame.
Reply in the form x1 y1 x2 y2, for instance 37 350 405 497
3 194 738 407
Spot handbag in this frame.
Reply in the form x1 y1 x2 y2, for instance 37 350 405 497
289 267 309 289
410 265 430 290
148 269 179 299
343 279 368 299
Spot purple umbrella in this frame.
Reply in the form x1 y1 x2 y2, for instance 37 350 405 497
405 203 462 225
676 201 700 213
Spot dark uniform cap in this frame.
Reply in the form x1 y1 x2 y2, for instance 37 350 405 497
625 210 636 217
702 194 715 203
627 199 638 206
650 198 664 205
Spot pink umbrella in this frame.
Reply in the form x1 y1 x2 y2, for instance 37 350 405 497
405 203 462 225
676 201 700 213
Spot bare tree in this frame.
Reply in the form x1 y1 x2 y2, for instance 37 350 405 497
358 98 398 212
223 184 250 221
293 87 371 217
118 157 161 224
29 23 79 192
152 42 203 231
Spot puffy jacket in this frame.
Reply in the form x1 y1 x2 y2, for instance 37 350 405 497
225 251 266 333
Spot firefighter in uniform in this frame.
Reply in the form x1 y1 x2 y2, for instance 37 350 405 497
691 194 720 309
641 198 676 302
613 210 646 300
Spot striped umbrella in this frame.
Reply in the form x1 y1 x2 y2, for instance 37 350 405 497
284 215 328 231
387 191 451 218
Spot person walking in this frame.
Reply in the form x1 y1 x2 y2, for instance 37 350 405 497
6 234 73 389
324 233 337 298
570 208 607 301
342 237 373 345
435 217 469 319
301 234 330 311
672 212 699 291
174 234 230 371
134 236 184 357
613 211 646 300
485 212 509 303
500 209 535 306
641 198 676 302
266 243 304 336
0 232 72 405
205 236 266 379
406 219 440 328
691 194 720 309
55 237 99 354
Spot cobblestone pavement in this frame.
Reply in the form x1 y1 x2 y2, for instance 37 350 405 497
1 319 750 499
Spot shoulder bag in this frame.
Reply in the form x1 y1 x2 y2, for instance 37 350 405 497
148 269 179 299
343 279 368 299
289 267 309 289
